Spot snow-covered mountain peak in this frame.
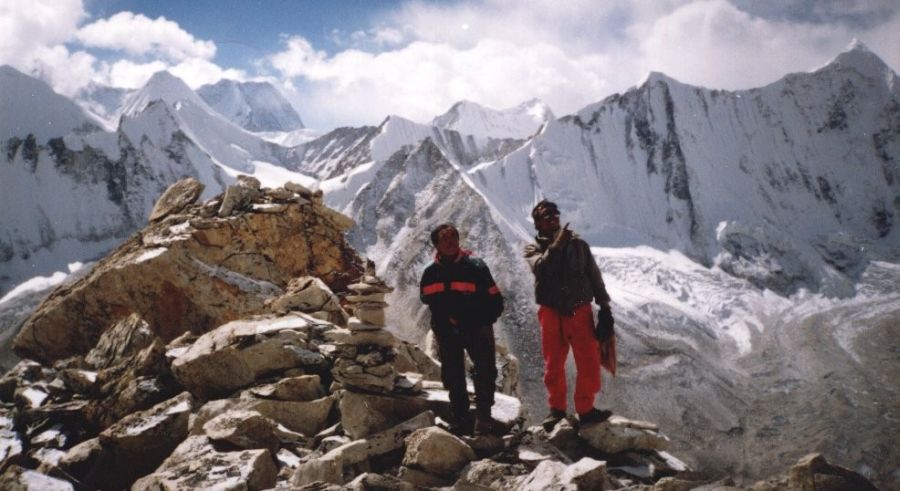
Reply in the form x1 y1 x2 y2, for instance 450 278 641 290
821 39 895 82
639 71 687 89
197 79 305 132
0 65 101 142
121 71 208 117
431 98 554 139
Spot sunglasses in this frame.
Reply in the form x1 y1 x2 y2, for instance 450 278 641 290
539 210 560 220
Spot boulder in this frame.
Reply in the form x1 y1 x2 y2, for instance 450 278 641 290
292 454 343 486
97 392 194 486
149 177 204 223
202 410 279 453
85 338 179 428
353 306 386 326
291 411 434 487
339 390 430 440
397 465 453 488
84 313 158 370
0 361 42 402
31 448 66 472
58 369 97 395
566 457 611 490
171 314 327 399
518 460 574 491
346 473 415 491
579 415 670 454
0 465 73 491
247 375 324 401
218 175 261 217
193 395 334 437
393 341 441 381
13 192 363 363
402 427 476 478
787 453 877 491
266 276 343 316
56 437 105 483
132 435 277 491
324 328 397 347
0 409 24 471
422 384 523 431
456 459 529 490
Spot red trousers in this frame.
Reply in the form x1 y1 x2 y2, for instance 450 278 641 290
539 303 601 415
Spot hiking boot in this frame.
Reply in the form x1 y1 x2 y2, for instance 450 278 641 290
541 408 567 432
475 414 506 436
578 408 612 426
448 415 474 436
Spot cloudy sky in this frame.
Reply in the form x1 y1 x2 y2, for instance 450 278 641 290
2 0 898 129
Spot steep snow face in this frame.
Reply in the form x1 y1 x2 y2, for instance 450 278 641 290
197 79 305 132
0 65 102 142
0 97 234 294
119 71 209 118
0 70 316 295
466 43 900 295
432 99 554 139
74 83 134 129
120 72 298 175
298 115 527 183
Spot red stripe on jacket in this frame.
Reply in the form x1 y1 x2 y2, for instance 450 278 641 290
450 281 477 293
422 283 446 295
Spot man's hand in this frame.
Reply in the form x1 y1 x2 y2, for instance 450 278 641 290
595 307 615 342
550 223 572 250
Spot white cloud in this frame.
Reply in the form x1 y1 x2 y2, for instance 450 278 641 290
635 0 865 90
76 12 216 61
270 36 615 128
0 0 95 95
0 1 237 97
105 59 169 89
0 0 85 61
104 58 246 89
267 0 899 128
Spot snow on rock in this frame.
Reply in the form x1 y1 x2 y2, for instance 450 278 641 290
0 65 102 142
198 79 305 132
432 99 554 139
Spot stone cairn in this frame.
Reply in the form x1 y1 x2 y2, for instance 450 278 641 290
326 260 423 395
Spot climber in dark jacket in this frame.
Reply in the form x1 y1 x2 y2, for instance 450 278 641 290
524 199 616 430
420 223 504 435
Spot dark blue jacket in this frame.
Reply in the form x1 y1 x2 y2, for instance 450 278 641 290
420 250 504 331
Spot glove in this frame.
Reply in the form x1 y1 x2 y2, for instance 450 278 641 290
595 307 615 342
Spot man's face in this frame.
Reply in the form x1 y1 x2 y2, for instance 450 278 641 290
435 228 460 258
535 206 561 235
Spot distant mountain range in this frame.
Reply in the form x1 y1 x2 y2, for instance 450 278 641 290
1 40 898 486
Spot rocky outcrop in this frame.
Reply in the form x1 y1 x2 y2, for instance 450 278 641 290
13 180 363 362
0 178 878 490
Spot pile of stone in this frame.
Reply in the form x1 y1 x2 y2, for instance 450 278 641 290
0 179 879 491
326 263 423 395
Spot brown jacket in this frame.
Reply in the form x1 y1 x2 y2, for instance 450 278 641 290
524 233 610 315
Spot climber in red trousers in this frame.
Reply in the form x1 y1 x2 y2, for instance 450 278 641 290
524 200 617 430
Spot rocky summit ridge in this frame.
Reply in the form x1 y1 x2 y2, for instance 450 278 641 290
0 180 878 490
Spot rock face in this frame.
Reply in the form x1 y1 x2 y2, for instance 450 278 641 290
0 179 879 491
13 181 363 362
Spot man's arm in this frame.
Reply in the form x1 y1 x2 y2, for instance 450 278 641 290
524 243 562 277
581 240 611 308
478 262 504 324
